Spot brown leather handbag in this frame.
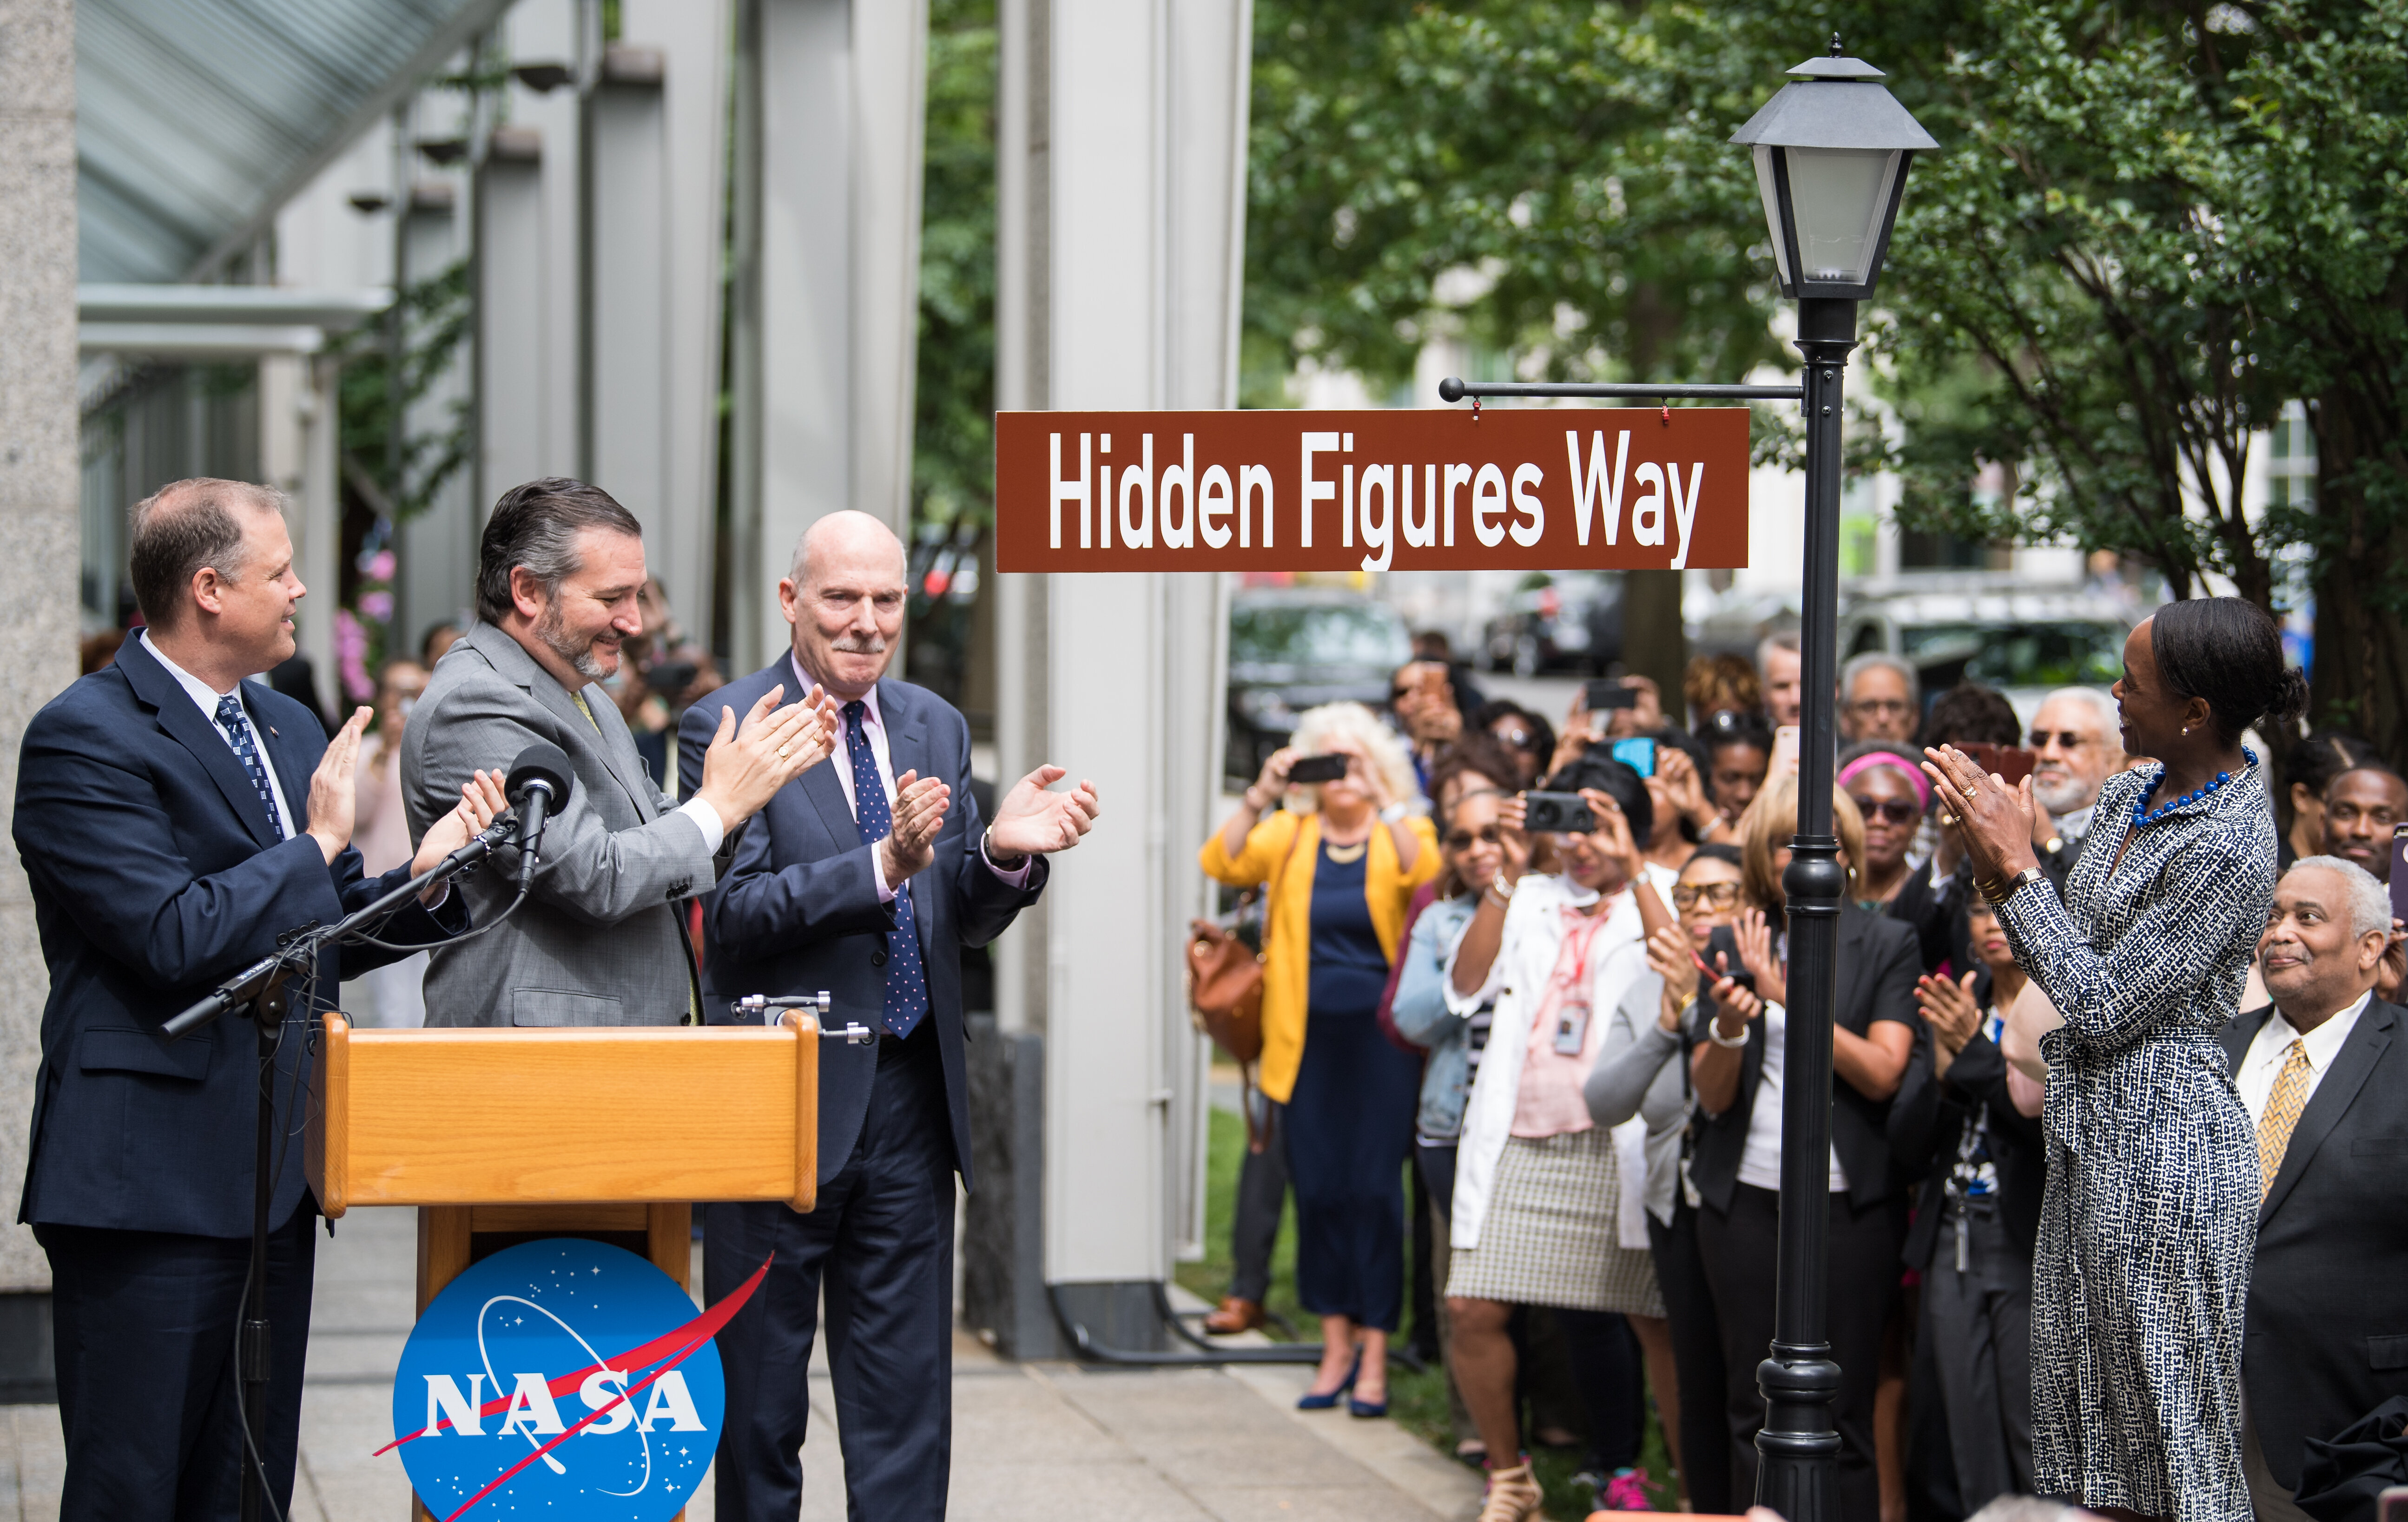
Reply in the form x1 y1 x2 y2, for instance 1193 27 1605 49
1187 823 1305 1151
1186 920 1265 1065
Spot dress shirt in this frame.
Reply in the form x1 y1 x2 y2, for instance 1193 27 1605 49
144 631 299 839
790 652 1033 899
2237 991 2370 1124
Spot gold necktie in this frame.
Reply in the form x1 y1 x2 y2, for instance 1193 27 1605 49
2255 1038 2312 1199
571 690 600 730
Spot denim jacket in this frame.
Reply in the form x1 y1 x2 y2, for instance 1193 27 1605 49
1390 891 1483 1141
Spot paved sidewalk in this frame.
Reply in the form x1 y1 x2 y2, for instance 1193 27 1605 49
0 1206 1480 1522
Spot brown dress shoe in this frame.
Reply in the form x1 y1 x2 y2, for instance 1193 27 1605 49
1201 1296 1266 1334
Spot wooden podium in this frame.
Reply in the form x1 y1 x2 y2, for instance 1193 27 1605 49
307 1010 825 1521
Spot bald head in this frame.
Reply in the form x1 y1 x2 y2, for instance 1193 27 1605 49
791 511 906 590
780 511 908 700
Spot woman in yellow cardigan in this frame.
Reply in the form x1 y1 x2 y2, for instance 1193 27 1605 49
1202 700 1439 1416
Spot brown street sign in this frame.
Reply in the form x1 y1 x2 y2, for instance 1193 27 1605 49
994 407 1751 573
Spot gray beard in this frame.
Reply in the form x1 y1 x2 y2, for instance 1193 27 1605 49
536 602 611 681
2033 775 2093 817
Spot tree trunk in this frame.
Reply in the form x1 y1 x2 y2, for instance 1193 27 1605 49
1621 570 1686 725
2306 388 2408 757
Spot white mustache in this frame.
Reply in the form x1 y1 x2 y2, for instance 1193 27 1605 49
831 633 887 654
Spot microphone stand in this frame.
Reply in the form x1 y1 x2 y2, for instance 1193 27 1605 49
167 817 524 1522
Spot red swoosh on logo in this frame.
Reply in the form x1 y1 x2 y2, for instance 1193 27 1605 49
376 1252 772 1459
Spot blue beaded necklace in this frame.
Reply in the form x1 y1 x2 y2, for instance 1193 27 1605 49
2130 746 2256 828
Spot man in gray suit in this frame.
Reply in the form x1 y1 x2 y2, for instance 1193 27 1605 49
403 477 832 1027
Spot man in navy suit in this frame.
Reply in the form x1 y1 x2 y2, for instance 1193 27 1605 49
12 478 503 1521
678 510 1098 1521
2223 856 2408 1522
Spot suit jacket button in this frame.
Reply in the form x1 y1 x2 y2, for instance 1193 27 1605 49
871 949 888 967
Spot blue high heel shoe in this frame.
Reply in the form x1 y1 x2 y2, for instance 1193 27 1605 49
1346 1390 1387 1419
1295 1350 1362 1410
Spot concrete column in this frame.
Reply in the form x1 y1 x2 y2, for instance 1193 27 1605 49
994 0 1250 1324
620 0 732 638
582 47 669 558
0 0 79 1294
727 0 930 674
475 128 546 511
398 183 475 646
474 0 583 512
296 355 342 703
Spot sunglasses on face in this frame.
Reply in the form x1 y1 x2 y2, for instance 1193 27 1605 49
1848 794 1921 825
1492 726 1533 748
2028 731 2091 751
1445 826 1504 851
1672 882 1744 911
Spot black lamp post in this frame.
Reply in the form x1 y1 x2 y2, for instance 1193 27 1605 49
1727 37 1934 1522
1439 35 1933 1522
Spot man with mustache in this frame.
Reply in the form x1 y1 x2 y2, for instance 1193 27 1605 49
2026 686 2123 890
683 510 1100 1522
404 476 831 1029
2223 857 2408 1522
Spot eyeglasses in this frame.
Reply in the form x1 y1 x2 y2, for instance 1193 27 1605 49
1672 882 1744 911
1444 827 1504 851
1847 697 1913 716
2028 731 2093 751
1847 794 1921 825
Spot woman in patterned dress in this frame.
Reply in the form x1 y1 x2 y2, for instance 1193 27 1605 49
1924 598 2308 1522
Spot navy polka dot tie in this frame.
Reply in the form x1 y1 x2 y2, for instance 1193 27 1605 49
215 694 285 842
843 702 929 1039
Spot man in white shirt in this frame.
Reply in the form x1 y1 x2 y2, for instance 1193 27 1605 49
2222 856 2408 1521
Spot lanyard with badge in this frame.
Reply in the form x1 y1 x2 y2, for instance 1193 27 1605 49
1549 902 1616 1056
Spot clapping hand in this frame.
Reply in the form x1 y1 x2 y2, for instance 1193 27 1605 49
882 771 952 884
411 768 510 902
1734 908 1787 1009
1916 969 1983 1080
697 685 836 829
305 707 376 864
1922 745 2040 886
986 765 1102 862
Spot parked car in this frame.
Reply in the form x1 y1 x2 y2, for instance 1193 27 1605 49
1481 571 1623 676
1839 584 2133 731
1226 589 1413 783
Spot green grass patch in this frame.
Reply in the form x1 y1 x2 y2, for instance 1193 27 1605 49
1184 1100 1685 1518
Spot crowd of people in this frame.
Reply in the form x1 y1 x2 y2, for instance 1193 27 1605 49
1197 616 2408 1522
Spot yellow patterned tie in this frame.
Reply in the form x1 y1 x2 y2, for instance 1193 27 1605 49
2255 1038 2312 1199
570 690 600 730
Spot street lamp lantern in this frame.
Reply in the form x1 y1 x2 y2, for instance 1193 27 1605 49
1436 53 1934 1512
1730 37 1938 300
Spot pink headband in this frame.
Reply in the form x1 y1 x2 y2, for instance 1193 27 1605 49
1837 752 1932 811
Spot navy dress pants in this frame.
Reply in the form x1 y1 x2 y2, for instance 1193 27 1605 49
38 1209 316 1522
707 1025 956 1522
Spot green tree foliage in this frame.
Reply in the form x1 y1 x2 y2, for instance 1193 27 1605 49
1245 0 2408 746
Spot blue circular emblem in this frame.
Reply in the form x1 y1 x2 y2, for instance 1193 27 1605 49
389 1239 726 1522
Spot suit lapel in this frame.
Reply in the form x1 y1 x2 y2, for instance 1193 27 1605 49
2219 1007 2270 1076
115 638 281 849
880 679 931 788
247 684 317 836
2262 1001 2395 1223
579 683 658 819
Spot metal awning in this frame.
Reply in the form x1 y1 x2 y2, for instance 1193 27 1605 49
78 0 514 283
77 283 393 359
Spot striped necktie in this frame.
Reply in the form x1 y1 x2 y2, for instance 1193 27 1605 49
214 694 285 841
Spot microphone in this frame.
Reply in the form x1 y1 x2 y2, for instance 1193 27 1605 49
506 741 575 891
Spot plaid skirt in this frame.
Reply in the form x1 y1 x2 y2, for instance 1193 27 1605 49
1445 1128 1664 1317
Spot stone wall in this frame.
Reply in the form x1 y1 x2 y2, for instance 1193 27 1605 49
0 0 80 1293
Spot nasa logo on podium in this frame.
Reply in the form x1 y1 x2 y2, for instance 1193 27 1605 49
385 1238 766 1522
